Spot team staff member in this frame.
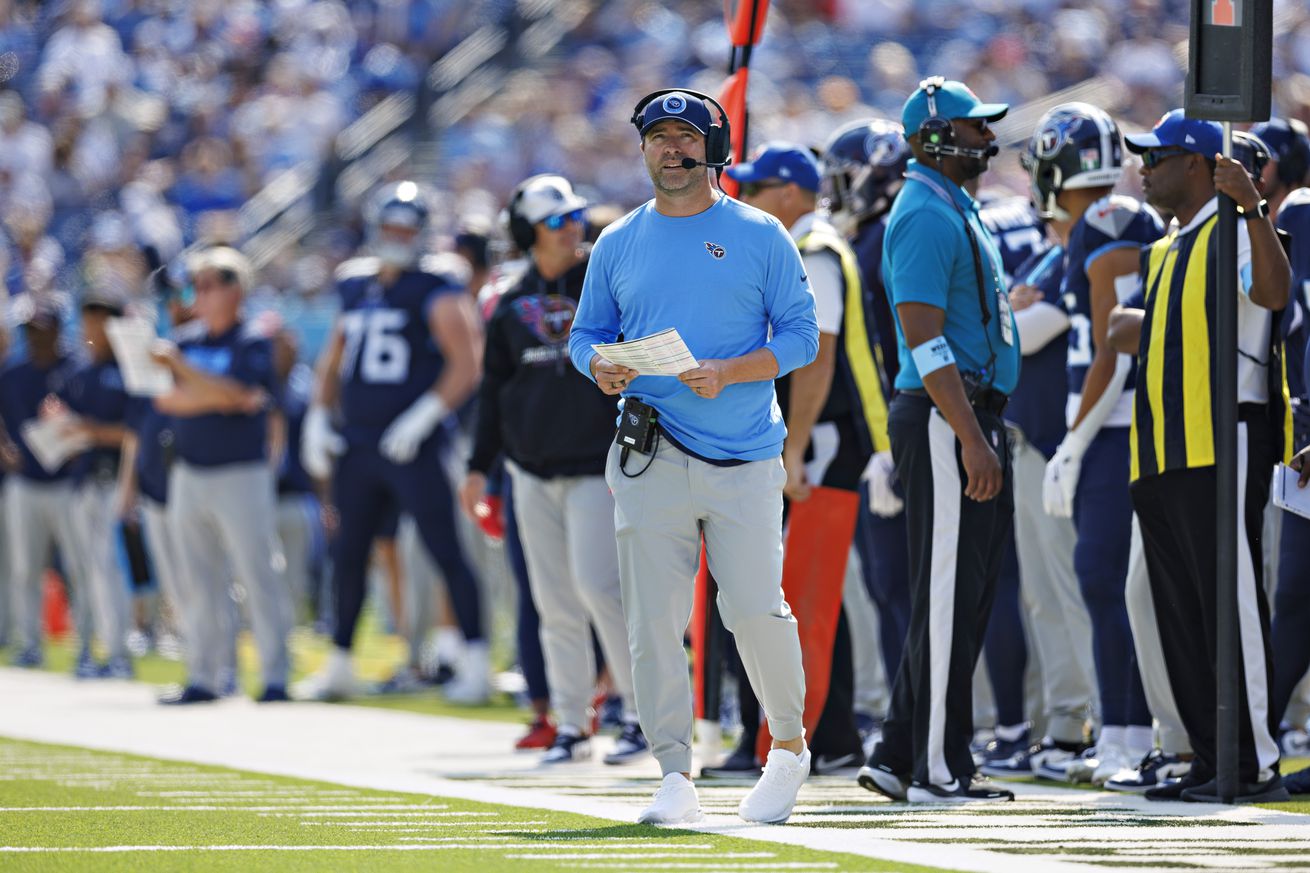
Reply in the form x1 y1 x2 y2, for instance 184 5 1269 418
64 286 134 679
1123 110 1291 803
152 247 293 704
730 141 886 773
569 89 817 825
461 173 646 767
0 296 94 673
858 77 1018 804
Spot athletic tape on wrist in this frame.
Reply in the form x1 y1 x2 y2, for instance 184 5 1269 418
911 336 955 377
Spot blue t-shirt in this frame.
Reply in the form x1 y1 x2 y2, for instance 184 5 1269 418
125 397 173 504
171 320 275 468
64 358 129 484
1004 246 1069 457
0 355 79 482
884 161 1021 395
1061 195 1163 412
334 256 464 445
569 196 819 461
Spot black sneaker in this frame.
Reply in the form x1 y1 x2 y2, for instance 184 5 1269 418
1105 750 1192 793
1145 767 1211 801
978 732 1032 779
857 762 909 801
701 740 761 778
257 685 290 703
158 685 218 705
541 731 591 764
812 750 861 775
603 722 649 765
1284 765 1310 795
1181 774 1291 804
907 775 1015 803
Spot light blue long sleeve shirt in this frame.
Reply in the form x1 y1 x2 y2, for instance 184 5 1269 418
569 196 819 461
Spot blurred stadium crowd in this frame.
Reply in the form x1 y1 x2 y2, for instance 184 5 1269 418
1 0 1309 345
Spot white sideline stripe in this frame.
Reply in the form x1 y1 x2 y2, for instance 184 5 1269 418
0 805 439 812
0 845 754 854
573 859 838 865
506 853 777 860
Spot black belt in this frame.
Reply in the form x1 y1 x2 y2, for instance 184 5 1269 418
901 387 1008 416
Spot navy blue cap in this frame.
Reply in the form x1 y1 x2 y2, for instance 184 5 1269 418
724 142 821 192
636 91 713 137
1124 109 1223 157
1250 118 1310 168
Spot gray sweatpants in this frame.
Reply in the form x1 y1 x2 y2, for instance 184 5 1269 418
606 438 805 775
5 477 88 652
71 480 132 660
276 492 320 618
1125 516 1192 754
169 461 291 691
508 465 635 732
1011 432 1098 742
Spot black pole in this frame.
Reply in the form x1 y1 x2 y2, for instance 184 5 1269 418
1215 120 1240 805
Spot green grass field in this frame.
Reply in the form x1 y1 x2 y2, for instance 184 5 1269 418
0 738 950 873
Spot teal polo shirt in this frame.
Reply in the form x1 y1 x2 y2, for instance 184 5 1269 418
882 160 1020 395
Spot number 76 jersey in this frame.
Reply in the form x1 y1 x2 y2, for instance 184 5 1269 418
335 256 465 442
1061 194 1164 428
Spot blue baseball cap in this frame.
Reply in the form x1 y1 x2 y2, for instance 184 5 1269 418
724 142 821 191
635 91 714 137
1250 117 1310 168
901 79 1008 135
1124 109 1223 158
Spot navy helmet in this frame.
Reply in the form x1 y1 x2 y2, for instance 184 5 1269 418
366 181 432 268
1231 130 1272 186
1021 102 1124 220
819 118 909 233
1250 117 1310 189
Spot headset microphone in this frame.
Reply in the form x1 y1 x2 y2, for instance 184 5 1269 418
680 156 731 169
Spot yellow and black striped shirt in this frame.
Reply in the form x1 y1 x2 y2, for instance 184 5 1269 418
1130 204 1293 482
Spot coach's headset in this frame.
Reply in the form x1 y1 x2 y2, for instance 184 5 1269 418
630 89 733 170
915 76 999 162
505 174 557 253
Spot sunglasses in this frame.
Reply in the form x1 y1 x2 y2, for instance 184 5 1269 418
738 180 788 198
1141 148 1191 169
541 209 587 230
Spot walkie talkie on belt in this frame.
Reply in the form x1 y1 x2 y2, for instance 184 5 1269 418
615 398 659 476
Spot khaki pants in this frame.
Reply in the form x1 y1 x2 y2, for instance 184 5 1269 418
606 438 804 775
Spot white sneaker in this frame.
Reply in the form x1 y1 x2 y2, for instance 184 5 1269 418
739 745 810 824
292 648 357 701
443 641 490 705
1064 746 1101 783
1091 743 1134 786
637 773 703 824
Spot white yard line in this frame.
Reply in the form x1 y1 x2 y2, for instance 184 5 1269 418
1 667 1305 873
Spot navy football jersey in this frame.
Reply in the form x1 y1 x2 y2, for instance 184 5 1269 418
850 217 900 386
1061 195 1164 428
979 195 1050 281
125 396 173 504
0 355 80 481
172 319 276 468
64 358 129 483
1005 245 1069 457
1277 187 1310 402
334 256 465 443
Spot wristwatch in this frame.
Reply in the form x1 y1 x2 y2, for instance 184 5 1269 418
1238 198 1271 220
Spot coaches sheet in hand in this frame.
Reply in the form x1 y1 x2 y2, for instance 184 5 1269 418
592 328 698 376
106 317 174 396
1273 464 1310 521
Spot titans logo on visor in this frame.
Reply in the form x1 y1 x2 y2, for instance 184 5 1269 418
662 94 686 114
